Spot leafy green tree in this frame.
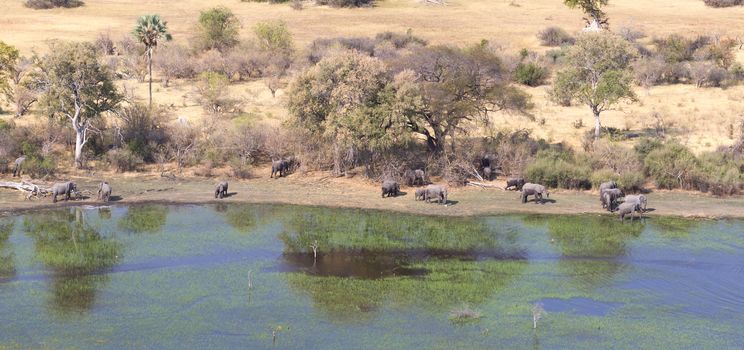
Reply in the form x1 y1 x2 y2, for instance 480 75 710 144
253 20 294 97
393 44 531 154
133 14 172 109
287 50 402 175
0 41 20 112
564 0 609 28
196 7 240 52
549 32 636 141
37 41 121 168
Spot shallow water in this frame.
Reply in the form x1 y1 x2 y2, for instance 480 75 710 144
1 204 743 349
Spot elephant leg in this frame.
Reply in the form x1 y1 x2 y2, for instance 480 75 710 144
53 194 57 203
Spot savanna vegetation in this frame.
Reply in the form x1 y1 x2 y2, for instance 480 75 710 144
1 0 743 198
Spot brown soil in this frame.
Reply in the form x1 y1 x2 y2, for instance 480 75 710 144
2 167 744 219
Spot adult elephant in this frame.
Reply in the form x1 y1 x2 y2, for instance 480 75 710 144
97 181 112 202
12 156 25 177
215 181 228 199
521 183 549 204
623 194 648 212
424 184 448 204
51 181 77 203
381 180 400 198
601 188 624 211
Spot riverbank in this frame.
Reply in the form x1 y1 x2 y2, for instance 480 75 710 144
1 170 743 218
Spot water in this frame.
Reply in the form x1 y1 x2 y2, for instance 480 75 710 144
1 204 743 349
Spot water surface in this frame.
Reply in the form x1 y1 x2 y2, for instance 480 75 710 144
0 204 742 349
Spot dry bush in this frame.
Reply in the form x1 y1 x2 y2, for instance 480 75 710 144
633 57 665 88
25 0 83 9
617 25 646 42
116 37 147 82
703 0 742 7
95 32 115 55
688 61 728 87
107 148 143 172
155 44 195 86
537 27 575 47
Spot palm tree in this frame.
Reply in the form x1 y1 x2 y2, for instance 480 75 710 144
133 14 172 109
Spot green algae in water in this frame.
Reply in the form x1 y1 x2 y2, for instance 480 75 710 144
1 204 743 349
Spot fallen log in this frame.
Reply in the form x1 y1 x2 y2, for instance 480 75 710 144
466 181 504 190
0 181 50 200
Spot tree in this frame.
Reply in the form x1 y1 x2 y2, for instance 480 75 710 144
392 44 531 154
564 0 609 29
196 7 240 52
37 42 121 168
4 56 39 118
550 32 636 141
0 42 20 112
287 50 402 175
253 20 294 97
133 14 172 109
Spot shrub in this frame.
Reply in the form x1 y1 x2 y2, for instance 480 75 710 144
23 157 56 178
617 171 646 193
537 27 575 47
375 31 428 49
514 62 548 86
633 57 666 87
703 0 742 7
118 104 169 162
688 61 728 87
107 149 143 172
195 7 241 52
25 0 83 9
643 142 700 189
155 44 195 86
617 26 646 42
525 149 592 189
316 0 374 7
633 137 663 162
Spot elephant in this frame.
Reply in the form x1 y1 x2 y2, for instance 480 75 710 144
617 202 642 221
521 183 549 204
623 194 648 212
598 181 618 193
505 177 525 191
424 184 448 204
97 181 112 202
51 181 77 203
271 159 289 178
215 181 228 199
414 188 426 201
483 167 492 181
12 156 25 177
403 169 425 186
381 180 400 198
600 188 624 210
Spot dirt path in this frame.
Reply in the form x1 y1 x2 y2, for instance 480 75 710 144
2 171 743 218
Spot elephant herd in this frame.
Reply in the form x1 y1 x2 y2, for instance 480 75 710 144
381 169 449 204
599 181 648 220
47 181 111 203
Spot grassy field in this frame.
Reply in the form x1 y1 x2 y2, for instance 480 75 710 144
1 0 744 152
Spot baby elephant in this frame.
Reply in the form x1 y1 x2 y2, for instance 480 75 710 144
215 181 229 199
414 188 426 201
617 202 642 221
505 177 525 191
424 184 448 204
51 181 77 203
521 183 549 204
97 181 112 202
381 180 400 198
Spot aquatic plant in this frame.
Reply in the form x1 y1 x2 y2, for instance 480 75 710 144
449 304 482 324
118 204 168 233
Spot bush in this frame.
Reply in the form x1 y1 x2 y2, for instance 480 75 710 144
643 142 700 189
703 0 742 7
525 149 592 189
514 62 548 87
107 149 143 172
689 61 728 87
633 137 663 162
25 0 83 9
316 0 374 7
537 27 575 47
23 157 56 178
195 7 241 52
118 104 169 162
617 26 646 42
155 44 195 86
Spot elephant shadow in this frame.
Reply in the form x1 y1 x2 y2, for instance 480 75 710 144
108 195 123 202
445 200 459 206
643 208 656 213
224 192 237 198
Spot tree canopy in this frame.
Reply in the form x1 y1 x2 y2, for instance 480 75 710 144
550 32 637 140
195 7 240 52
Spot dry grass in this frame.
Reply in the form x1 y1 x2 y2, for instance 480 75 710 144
1 0 744 153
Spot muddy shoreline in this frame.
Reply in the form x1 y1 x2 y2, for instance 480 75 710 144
1 172 743 219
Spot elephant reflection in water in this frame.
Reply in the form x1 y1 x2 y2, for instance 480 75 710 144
23 208 121 314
